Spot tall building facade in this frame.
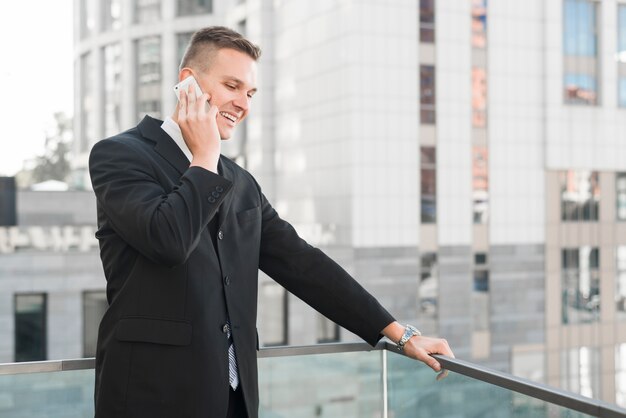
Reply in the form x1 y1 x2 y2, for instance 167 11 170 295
73 0 626 406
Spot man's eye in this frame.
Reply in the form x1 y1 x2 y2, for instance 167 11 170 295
226 84 236 90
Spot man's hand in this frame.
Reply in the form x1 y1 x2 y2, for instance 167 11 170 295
176 85 221 173
382 321 454 380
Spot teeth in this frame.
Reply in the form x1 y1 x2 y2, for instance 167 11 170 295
220 112 237 122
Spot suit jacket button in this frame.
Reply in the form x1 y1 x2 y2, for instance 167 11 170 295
224 275 231 286
212 191 220 198
218 230 224 240
222 324 229 334
208 196 216 203
216 186 224 193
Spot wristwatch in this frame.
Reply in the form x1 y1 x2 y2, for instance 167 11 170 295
397 324 421 351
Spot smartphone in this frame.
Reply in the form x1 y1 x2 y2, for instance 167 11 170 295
173 75 204 102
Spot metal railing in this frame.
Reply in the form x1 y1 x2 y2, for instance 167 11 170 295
1 341 625 418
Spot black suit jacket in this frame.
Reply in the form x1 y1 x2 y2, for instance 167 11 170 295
88 116 395 418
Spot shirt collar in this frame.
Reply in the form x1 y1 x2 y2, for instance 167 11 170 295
161 116 192 162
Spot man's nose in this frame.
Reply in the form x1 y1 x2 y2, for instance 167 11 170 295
233 91 250 111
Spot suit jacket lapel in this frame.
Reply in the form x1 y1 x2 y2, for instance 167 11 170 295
137 116 190 175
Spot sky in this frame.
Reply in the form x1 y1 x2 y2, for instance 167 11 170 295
0 2 74 176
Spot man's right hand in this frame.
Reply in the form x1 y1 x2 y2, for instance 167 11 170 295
177 85 221 173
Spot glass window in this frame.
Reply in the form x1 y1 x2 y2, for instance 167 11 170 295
102 0 122 31
473 253 489 332
419 253 438 319
420 65 436 124
317 315 340 343
83 291 107 357
563 0 598 57
177 32 194 72
419 0 435 43
104 43 122 138
560 170 599 221
136 36 162 121
473 253 489 292
563 0 599 106
620 78 626 108
177 0 212 16
618 173 626 221
564 73 598 105
472 67 487 128
81 52 95 154
135 0 161 24
617 343 626 408
617 247 626 320
80 0 96 39
420 147 436 223
260 282 287 346
473 146 489 224
15 294 47 362
560 346 600 398
471 0 487 48
618 6 626 107
562 247 600 324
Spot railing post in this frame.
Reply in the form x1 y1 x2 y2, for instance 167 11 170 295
382 348 388 418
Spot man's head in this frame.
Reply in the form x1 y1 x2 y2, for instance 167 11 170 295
177 26 261 139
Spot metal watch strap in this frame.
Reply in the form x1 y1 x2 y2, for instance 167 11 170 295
397 324 421 351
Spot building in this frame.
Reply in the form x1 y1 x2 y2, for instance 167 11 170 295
0 185 104 363
70 0 626 406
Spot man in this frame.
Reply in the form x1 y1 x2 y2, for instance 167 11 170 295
89 26 453 418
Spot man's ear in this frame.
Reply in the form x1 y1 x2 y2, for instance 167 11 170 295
179 67 194 82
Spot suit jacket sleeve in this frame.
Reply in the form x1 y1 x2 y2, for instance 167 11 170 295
89 138 233 267
257 191 395 346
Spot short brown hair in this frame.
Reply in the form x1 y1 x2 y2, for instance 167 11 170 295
179 26 262 72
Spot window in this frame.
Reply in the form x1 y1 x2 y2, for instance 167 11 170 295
80 0 96 39
471 0 487 48
473 253 489 331
419 253 438 319
15 294 47 362
259 282 288 346
617 173 626 221
104 43 122 138
80 52 95 153
419 0 435 43
420 147 436 223
473 253 489 292
617 247 626 320
136 36 162 121
420 65 436 124
562 247 600 324
471 68 487 128
617 343 626 408
177 32 194 72
473 146 489 224
102 0 122 31
560 170 599 221
561 346 600 398
177 0 212 16
317 315 340 343
563 0 599 105
135 0 161 24
618 5 626 107
83 291 107 357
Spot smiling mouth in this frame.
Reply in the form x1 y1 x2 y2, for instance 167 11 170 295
219 111 238 124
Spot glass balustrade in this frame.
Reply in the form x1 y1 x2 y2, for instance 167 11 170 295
0 344 623 418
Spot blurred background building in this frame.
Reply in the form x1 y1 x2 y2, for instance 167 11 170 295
1 0 626 409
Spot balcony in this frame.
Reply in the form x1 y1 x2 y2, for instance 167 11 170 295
0 342 624 418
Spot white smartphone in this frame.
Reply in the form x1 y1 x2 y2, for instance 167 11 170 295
173 75 204 102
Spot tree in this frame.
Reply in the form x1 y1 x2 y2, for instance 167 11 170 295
31 112 72 184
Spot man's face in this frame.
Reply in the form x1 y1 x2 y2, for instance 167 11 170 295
195 48 258 140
